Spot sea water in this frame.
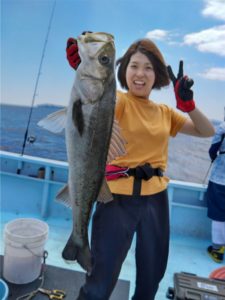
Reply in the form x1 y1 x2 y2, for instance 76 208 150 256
0 104 220 184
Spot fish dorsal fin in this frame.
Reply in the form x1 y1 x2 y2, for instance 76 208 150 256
107 119 126 163
97 179 113 203
56 184 71 207
37 108 67 133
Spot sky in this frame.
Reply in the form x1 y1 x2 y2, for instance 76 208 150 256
1 0 225 120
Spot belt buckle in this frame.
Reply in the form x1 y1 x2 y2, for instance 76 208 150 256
123 168 130 177
135 163 154 180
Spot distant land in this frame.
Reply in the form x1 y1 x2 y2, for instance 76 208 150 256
0 104 221 184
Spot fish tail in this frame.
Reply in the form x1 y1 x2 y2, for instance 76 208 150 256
62 234 92 273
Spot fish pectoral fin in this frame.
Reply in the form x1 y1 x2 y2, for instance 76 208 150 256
37 108 67 133
72 99 84 136
107 118 127 162
97 179 113 203
56 184 72 208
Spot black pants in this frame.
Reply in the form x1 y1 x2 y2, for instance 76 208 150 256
77 189 169 300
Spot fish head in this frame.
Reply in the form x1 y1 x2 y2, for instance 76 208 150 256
77 32 115 80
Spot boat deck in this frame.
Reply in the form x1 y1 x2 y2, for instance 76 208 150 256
0 152 222 299
0 212 219 300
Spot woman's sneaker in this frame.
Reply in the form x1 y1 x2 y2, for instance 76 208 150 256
207 245 225 263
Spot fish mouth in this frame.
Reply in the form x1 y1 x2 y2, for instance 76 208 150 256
78 32 115 66
78 32 114 44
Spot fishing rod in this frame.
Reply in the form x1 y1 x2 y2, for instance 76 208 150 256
202 161 213 185
20 0 56 161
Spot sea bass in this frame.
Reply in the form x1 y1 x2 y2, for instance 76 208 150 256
38 32 125 273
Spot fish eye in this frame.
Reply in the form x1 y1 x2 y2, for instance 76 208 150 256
99 55 110 65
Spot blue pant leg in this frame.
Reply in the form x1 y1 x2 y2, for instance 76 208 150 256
77 195 140 300
132 190 169 300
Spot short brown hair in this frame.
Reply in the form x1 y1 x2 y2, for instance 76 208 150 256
117 39 170 90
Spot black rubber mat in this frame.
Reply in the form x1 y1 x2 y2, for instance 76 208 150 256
0 256 130 299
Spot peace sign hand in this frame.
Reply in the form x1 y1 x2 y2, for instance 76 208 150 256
167 61 195 113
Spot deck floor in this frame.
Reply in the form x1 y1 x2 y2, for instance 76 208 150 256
0 213 221 300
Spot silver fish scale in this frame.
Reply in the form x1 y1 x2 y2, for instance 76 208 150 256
62 33 116 273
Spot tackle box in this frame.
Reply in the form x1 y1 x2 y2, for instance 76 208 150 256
166 272 225 300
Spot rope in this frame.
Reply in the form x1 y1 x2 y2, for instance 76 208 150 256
16 250 48 300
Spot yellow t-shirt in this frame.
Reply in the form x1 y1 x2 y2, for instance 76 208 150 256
108 91 187 195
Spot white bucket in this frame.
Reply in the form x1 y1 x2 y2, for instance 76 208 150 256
3 218 49 284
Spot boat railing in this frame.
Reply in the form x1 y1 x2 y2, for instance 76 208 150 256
0 150 210 238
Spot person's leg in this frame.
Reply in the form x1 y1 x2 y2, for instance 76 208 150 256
77 195 140 300
207 220 225 263
207 181 225 221
206 181 225 263
132 190 170 300
212 220 225 246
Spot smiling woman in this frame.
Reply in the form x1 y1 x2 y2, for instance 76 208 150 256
65 33 214 300
117 38 169 91
125 52 156 99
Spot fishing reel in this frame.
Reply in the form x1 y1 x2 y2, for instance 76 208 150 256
27 135 36 144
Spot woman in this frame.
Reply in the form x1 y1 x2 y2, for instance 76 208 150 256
67 33 215 300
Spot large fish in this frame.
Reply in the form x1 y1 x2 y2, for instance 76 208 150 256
38 32 125 273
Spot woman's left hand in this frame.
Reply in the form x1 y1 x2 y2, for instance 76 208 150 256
167 61 195 113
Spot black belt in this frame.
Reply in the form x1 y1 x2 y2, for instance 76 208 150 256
128 163 163 196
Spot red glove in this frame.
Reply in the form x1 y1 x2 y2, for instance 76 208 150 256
167 61 195 112
66 32 93 70
66 37 81 70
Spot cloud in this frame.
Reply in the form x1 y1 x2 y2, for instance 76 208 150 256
202 0 225 21
199 67 225 81
183 25 225 56
145 29 170 41
145 30 182 46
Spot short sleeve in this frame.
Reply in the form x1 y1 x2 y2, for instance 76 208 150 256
170 108 187 137
212 121 225 144
115 91 126 121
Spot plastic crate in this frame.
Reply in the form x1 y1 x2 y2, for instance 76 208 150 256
166 272 225 300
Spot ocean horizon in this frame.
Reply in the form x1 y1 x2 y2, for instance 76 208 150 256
0 103 220 184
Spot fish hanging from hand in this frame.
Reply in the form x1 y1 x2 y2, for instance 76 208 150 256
38 32 126 273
